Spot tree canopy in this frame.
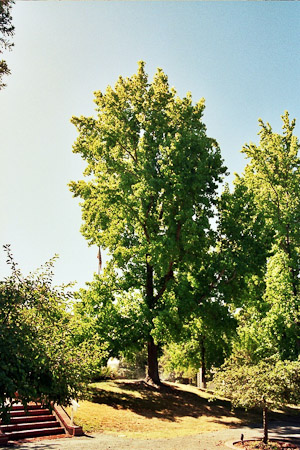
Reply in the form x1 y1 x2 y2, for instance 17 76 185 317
70 61 227 384
218 112 300 359
0 0 14 90
213 112 300 444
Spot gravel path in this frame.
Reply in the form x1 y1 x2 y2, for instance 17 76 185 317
7 421 300 450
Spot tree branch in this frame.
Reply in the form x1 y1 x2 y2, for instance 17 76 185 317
198 268 237 303
154 261 174 301
176 222 181 241
124 204 151 243
154 222 182 301
145 196 154 218
117 140 137 163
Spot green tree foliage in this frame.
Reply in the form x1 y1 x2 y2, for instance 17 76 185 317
262 248 300 358
219 112 299 300
160 343 197 381
234 246 300 363
217 181 272 309
218 112 300 359
73 266 148 362
0 245 106 422
157 300 235 385
0 0 14 90
213 113 300 444
213 355 300 444
69 62 227 384
243 113 299 257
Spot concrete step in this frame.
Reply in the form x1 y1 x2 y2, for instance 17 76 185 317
4 426 65 440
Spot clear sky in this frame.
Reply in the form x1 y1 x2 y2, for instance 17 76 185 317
0 1 299 289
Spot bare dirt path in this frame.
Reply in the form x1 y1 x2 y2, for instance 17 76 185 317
7 421 300 450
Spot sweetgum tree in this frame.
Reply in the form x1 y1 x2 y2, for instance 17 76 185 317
69 62 226 384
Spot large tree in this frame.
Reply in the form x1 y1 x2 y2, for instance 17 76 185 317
0 0 14 90
70 62 226 384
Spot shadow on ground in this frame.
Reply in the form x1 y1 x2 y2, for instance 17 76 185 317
268 422 300 444
87 380 259 425
6 435 95 450
6 443 59 450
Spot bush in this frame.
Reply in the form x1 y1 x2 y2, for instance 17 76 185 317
0 245 107 421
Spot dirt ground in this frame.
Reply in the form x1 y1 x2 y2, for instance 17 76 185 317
6 421 300 450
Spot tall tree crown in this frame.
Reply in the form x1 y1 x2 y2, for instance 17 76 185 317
70 62 226 290
218 112 299 307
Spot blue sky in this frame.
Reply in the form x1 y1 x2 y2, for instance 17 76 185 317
0 1 299 288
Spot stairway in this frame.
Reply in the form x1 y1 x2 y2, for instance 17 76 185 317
0 403 65 442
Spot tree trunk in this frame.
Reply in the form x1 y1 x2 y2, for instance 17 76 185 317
263 403 268 444
146 258 154 308
145 258 160 385
146 336 160 385
200 337 207 388
285 225 297 298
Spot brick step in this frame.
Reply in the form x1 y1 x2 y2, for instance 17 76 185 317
10 409 50 417
3 415 56 425
1 420 61 433
4 426 65 440
11 404 43 411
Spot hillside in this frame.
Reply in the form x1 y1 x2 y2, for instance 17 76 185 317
69 380 260 439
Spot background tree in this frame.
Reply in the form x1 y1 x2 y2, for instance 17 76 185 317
217 112 300 359
0 245 106 422
218 112 299 300
241 112 299 291
234 246 300 363
213 112 300 445
70 61 227 385
156 295 236 386
0 0 14 90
